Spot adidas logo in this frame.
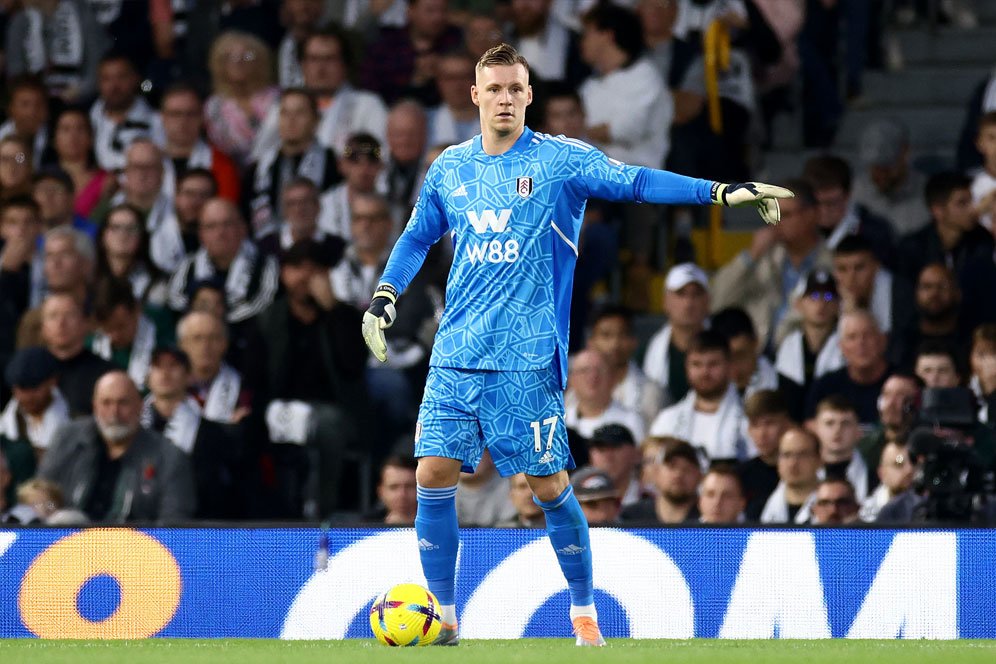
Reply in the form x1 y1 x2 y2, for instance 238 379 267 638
538 451 555 464
452 184 468 197
556 544 585 556
418 538 439 551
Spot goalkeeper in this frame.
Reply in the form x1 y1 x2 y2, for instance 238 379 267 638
362 43 792 647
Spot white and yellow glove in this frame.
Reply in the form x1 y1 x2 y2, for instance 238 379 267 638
711 182 795 225
362 284 398 363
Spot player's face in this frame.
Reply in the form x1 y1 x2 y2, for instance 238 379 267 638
686 350 729 401
915 355 959 388
698 473 745 524
472 63 532 138
588 316 635 369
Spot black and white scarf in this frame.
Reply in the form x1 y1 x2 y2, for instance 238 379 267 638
775 330 844 386
141 395 201 455
202 363 242 423
0 389 69 450
250 143 329 238
649 383 751 462
264 399 313 445
111 190 185 273
91 314 157 389
88 0 122 25
24 1 84 95
90 97 160 171
317 183 351 240
169 240 278 322
760 483 816 524
329 245 387 309
162 140 213 200
278 34 303 88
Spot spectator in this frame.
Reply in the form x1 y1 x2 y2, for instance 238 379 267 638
508 0 587 88
33 168 97 239
17 225 94 347
244 89 340 237
802 154 895 267
969 324 996 425
4 2 105 103
496 472 545 528
622 439 701 524
0 135 36 200
638 435 668 497
142 345 244 519
541 85 587 140
318 133 386 241
970 111 996 230
50 108 111 219
896 172 993 284
850 118 928 238
698 465 747 524
586 423 643 507
0 347 68 487
809 478 860 525
636 0 678 85
643 263 710 405
88 53 164 172
859 441 914 522
168 198 279 333
360 0 463 106
775 270 844 420
38 371 196 522
177 310 251 424
369 454 418 525
811 396 873 501
258 178 345 266
914 341 962 389
857 372 921 469
159 83 240 203
585 304 663 430
710 306 778 400
456 450 516 526
0 77 49 169
804 310 890 426
96 204 170 308
1 477 64 524
760 427 820 524
253 27 390 160
39 293 115 416
204 30 280 168
572 466 622 526
739 389 792 521
579 3 671 169
463 12 504 61
246 239 368 516
427 51 479 146
891 264 966 371
276 0 323 88
712 178 831 346
649 330 752 463
171 168 219 257
831 234 914 337
565 348 645 442
383 100 429 216
89 277 160 390
0 197 45 365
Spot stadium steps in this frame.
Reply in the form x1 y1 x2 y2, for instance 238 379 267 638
896 26 996 65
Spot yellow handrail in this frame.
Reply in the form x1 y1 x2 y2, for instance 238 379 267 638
703 20 731 268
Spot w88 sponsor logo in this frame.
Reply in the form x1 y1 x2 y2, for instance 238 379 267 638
466 239 520 264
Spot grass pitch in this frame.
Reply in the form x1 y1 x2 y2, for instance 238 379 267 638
1 639 995 664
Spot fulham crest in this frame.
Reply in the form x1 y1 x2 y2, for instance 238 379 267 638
516 176 533 198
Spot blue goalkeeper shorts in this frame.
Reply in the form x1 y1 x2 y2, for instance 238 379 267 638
415 366 575 478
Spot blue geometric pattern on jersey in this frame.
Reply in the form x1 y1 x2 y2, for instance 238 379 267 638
415 366 574 478
381 127 714 388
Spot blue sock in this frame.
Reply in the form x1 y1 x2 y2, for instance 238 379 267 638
535 485 594 608
415 484 459 607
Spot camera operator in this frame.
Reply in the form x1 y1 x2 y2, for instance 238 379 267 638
877 387 996 524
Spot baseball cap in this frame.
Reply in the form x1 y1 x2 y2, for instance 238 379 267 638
588 423 637 448
150 345 191 371
800 270 838 298
570 467 618 502
662 440 700 467
665 263 709 292
859 119 908 167
4 347 58 388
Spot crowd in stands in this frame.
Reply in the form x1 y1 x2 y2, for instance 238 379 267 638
1 0 995 527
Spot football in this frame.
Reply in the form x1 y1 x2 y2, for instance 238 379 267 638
369 583 442 646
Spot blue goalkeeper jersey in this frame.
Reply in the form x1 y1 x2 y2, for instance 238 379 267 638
380 127 715 388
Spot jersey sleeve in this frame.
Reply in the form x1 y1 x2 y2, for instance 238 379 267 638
571 146 715 206
378 162 450 293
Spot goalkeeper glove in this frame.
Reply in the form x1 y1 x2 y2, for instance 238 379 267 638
362 284 398 363
711 182 795 225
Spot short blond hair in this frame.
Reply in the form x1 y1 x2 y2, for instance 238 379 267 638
476 43 530 73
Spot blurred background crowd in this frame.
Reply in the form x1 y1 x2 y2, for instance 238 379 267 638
1 0 996 527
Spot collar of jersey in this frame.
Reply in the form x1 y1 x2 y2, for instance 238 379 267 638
472 126 534 159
